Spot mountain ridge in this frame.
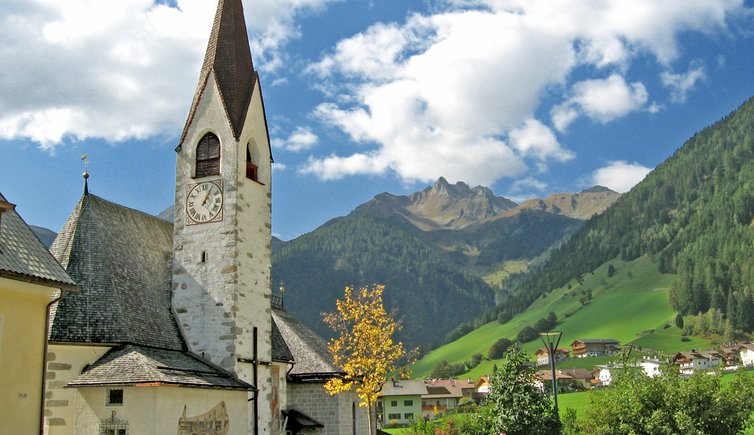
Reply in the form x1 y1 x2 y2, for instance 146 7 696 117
350 177 618 233
414 95 754 376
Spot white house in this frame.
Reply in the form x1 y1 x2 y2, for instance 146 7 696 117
639 357 662 378
739 343 754 367
535 348 570 366
593 365 617 387
674 350 723 374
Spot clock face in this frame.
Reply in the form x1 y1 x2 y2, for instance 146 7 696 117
186 180 223 224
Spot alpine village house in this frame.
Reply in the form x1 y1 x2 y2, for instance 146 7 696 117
0 1 370 434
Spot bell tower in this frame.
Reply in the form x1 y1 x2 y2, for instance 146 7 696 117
171 0 273 432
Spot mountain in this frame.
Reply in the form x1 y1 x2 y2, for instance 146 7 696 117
498 96 754 326
273 179 619 349
507 186 620 220
413 96 754 376
349 179 618 275
30 225 57 248
272 217 496 349
157 205 173 222
349 177 517 231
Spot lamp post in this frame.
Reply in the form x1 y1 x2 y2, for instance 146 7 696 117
539 331 562 418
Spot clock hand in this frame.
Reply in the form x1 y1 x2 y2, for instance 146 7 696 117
201 191 211 206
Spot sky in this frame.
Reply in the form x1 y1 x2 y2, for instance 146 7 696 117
1 0 754 241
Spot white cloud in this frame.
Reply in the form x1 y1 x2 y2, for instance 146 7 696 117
0 0 338 148
303 0 744 184
273 126 319 152
661 65 706 102
592 161 652 193
508 119 574 163
511 177 548 192
553 74 648 131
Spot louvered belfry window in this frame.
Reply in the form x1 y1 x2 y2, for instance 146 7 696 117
195 133 220 177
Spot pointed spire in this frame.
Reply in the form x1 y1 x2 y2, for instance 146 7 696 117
178 0 256 148
82 154 90 195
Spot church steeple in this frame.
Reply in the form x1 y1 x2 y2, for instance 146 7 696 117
178 0 256 148
172 0 275 431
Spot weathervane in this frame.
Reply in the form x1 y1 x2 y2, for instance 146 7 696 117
82 154 90 195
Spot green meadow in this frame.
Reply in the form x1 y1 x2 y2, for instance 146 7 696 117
412 256 709 379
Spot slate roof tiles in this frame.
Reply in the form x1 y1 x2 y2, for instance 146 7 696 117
272 306 343 380
49 194 184 350
68 344 252 390
0 192 75 290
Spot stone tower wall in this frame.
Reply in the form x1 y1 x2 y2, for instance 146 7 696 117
172 73 273 434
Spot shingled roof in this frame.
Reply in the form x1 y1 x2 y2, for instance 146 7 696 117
271 318 295 363
0 192 75 290
49 194 184 350
67 344 252 390
272 306 343 381
178 0 256 145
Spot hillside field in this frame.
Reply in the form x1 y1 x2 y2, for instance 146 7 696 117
411 256 710 379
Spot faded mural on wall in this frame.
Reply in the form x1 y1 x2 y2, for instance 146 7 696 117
178 401 230 435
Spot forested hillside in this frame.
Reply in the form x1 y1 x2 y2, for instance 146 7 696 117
272 181 615 350
493 96 754 333
271 217 495 349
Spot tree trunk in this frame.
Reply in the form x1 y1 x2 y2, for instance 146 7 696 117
366 397 374 435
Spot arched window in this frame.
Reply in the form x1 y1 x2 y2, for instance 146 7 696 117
195 133 220 177
246 143 259 182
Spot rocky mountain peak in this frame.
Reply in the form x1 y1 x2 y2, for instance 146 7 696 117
432 177 472 198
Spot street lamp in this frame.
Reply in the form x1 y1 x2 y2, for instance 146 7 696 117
539 331 562 418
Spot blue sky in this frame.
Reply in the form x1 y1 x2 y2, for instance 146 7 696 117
1 0 753 241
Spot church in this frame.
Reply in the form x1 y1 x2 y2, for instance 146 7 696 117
40 0 369 434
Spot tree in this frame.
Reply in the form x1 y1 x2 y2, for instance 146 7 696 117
674 313 684 329
607 263 616 277
516 325 539 343
487 345 560 435
323 284 408 434
488 337 514 359
582 363 754 434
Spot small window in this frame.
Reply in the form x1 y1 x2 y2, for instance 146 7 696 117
195 133 220 177
390 400 397 407
404 413 413 420
107 388 123 406
388 413 400 420
404 399 413 406
246 144 259 182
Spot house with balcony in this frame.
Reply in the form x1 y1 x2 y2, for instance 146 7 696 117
570 339 620 358
674 349 723 374
379 379 426 427
535 347 570 366
420 379 475 419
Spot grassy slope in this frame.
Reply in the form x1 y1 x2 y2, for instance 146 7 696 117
412 256 711 379
482 260 528 287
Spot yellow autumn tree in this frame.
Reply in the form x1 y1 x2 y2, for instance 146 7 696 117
323 284 407 434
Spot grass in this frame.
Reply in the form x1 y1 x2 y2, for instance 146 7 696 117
630 327 710 353
381 428 410 434
558 390 592 419
411 256 710 379
482 260 528 287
